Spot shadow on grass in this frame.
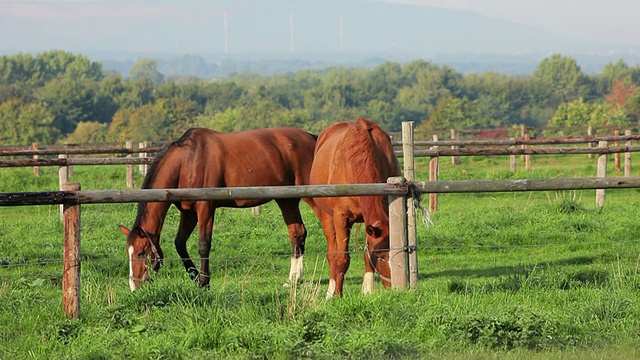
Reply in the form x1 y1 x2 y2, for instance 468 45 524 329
421 255 596 279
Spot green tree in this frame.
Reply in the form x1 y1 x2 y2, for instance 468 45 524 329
547 98 593 134
64 121 108 143
0 99 60 144
33 76 95 135
422 96 477 130
533 54 592 107
129 58 164 86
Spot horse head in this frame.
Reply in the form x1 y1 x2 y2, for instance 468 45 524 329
119 225 164 291
365 219 391 287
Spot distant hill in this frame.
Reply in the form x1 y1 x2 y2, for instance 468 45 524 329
7 0 637 77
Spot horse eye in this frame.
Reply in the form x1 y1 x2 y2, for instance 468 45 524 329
137 250 146 257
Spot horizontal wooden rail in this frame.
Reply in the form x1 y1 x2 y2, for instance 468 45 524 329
0 146 164 157
414 177 640 193
392 134 640 147
0 157 155 167
405 145 640 157
0 183 409 206
3 177 640 206
1 145 637 166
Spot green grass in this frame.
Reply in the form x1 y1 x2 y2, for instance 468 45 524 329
2 155 640 358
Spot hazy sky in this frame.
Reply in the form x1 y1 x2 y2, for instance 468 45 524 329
0 0 638 54
389 0 640 45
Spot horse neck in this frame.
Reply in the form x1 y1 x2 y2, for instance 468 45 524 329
345 122 391 224
134 201 171 237
134 153 180 235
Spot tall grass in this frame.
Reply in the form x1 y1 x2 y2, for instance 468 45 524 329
2 155 640 358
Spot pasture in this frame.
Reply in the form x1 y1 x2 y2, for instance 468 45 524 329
2 153 640 359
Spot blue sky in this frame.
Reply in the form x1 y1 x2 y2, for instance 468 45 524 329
389 0 640 45
1 0 638 55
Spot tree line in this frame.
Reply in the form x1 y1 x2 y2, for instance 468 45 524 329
1 50 639 145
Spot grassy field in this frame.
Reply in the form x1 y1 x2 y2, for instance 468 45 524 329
2 153 640 359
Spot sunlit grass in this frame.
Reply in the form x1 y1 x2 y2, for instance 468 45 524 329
2 155 640 358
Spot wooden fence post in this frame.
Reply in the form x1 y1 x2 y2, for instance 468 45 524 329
588 126 595 159
520 125 527 160
450 129 460 165
509 138 516 172
139 141 150 175
32 142 39 177
126 141 133 188
402 122 418 290
524 133 531 171
63 143 74 177
614 130 621 172
625 129 632 177
429 134 439 214
58 154 68 219
62 182 81 319
596 141 607 207
387 176 408 290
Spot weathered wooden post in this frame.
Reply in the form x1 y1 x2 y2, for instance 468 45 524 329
588 125 595 159
625 129 632 177
126 141 134 188
429 134 439 214
614 130 621 172
596 141 607 207
520 125 527 160
58 154 68 219
509 138 516 172
388 176 408 290
402 122 418 290
63 142 75 177
62 182 81 319
450 129 460 165
139 141 151 175
524 133 531 171
32 142 39 177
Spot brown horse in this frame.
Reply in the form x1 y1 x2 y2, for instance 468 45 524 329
309 118 400 298
119 127 320 291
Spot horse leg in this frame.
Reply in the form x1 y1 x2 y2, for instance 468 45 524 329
327 213 351 298
276 199 307 285
175 210 198 281
302 197 322 221
320 212 338 298
196 204 215 288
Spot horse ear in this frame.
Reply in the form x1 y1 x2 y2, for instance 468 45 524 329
118 225 130 236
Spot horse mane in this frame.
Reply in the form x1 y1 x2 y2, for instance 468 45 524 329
343 118 388 220
133 128 195 228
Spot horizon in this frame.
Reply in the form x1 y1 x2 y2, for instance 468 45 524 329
1 0 639 57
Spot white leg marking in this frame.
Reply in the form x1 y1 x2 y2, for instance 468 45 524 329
362 272 374 295
326 279 336 299
288 257 298 284
128 245 136 291
295 255 304 282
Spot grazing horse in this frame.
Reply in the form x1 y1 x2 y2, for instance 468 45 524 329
119 127 320 291
309 118 400 298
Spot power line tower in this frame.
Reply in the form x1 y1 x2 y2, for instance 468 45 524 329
339 13 345 51
224 10 228 53
290 10 295 52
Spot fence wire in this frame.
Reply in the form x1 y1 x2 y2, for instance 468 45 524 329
2 238 640 270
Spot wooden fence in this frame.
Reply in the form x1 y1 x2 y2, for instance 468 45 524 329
4 122 640 318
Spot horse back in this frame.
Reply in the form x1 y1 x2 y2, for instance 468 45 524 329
310 118 399 219
148 127 317 191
